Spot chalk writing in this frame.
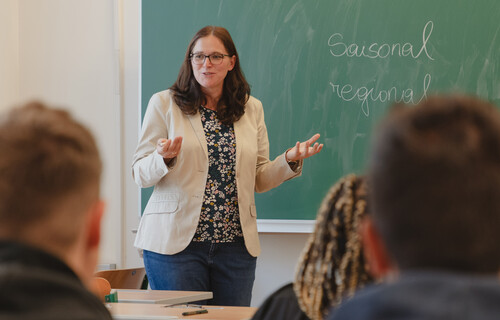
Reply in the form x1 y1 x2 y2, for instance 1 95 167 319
327 21 436 115
328 21 434 60
329 73 431 116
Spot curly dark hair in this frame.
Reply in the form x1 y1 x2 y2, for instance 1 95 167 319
170 26 250 125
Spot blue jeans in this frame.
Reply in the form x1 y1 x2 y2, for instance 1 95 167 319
143 241 257 306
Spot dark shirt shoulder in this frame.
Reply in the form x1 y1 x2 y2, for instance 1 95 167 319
0 241 112 320
252 283 310 320
328 271 500 320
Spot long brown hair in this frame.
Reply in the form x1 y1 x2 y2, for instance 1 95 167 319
170 26 250 125
294 174 373 320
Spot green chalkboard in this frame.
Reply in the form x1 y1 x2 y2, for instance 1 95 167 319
141 0 500 221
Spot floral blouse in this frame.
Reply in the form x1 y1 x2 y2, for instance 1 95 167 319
192 106 244 243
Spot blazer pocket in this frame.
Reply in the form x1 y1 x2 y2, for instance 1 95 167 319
144 193 179 214
249 204 257 218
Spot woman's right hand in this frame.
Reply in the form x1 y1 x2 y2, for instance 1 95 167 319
157 137 183 163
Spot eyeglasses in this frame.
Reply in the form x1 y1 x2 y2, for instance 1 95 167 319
190 53 231 65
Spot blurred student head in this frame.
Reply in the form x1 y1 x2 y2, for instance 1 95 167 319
0 101 104 286
364 95 500 277
294 174 373 320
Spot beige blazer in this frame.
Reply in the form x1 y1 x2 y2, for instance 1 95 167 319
132 90 302 257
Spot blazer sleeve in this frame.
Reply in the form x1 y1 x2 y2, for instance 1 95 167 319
253 99 302 193
131 92 171 188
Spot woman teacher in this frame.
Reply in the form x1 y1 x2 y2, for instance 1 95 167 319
132 26 323 306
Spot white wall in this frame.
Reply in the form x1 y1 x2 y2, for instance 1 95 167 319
0 0 20 111
2 0 310 307
253 233 309 306
122 0 142 269
8 0 122 266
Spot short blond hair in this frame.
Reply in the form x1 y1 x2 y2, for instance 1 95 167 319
0 102 102 248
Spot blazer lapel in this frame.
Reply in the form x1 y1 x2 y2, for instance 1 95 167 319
187 112 208 158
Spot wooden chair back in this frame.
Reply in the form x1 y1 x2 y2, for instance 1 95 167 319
94 267 146 289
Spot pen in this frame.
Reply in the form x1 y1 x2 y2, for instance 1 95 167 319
182 309 208 316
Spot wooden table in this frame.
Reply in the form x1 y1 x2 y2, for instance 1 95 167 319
116 289 213 305
107 303 257 320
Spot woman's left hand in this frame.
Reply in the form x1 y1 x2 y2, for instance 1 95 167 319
285 133 323 161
